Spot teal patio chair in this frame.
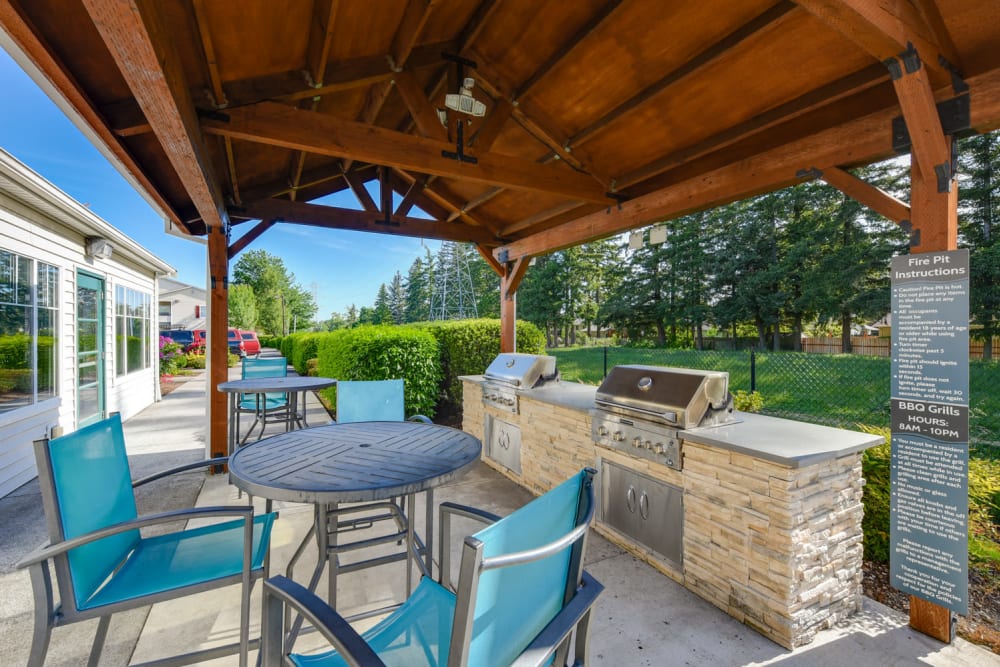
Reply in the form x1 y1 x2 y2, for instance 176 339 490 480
17 415 276 667
239 356 291 443
263 468 603 667
289 379 433 610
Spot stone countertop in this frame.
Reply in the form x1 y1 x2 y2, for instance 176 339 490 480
461 375 882 468
460 375 597 411
683 412 883 467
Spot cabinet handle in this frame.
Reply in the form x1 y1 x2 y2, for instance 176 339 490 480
639 491 649 520
626 485 637 513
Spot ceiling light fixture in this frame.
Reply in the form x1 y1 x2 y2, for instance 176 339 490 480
444 78 486 117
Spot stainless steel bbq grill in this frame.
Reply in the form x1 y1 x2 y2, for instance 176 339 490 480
481 353 559 414
591 365 736 471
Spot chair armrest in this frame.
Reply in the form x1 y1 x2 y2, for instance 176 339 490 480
406 414 432 424
262 575 386 667
509 570 605 667
132 456 230 487
16 505 255 568
438 502 502 591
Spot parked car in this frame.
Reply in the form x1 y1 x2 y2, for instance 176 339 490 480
162 329 194 347
240 330 261 356
184 329 207 353
228 328 246 357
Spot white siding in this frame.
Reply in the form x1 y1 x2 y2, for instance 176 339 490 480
0 192 161 495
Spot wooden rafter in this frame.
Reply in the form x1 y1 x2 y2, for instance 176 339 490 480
458 0 500 51
504 257 530 297
189 0 226 107
446 186 502 222
202 101 614 203
394 174 428 217
343 169 378 212
394 69 449 141
238 163 351 204
82 0 228 230
511 0 625 102
307 0 339 86
569 1 797 151
819 166 910 223
793 0 955 87
228 218 275 258
475 243 503 277
391 168 504 234
239 198 499 245
470 97 513 150
502 201 589 236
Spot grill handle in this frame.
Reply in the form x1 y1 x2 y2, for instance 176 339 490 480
594 398 679 425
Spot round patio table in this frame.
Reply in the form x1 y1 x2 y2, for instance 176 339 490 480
217 376 337 455
228 420 482 620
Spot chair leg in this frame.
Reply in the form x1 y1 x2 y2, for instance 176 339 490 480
87 615 111 667
26 564 54 667
572 607 595 666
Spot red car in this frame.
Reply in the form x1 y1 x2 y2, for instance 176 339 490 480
239 330 261 356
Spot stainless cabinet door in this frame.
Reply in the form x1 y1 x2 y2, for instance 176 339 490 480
600 461 683 568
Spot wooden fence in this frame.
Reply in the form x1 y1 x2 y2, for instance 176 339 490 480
800 336 998 359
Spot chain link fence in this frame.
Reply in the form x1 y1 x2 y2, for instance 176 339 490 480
551 346 999 453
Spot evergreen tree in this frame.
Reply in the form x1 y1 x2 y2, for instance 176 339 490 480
958 132 1000 359
388 271 406 324
404 257 431 322
372 283 392 324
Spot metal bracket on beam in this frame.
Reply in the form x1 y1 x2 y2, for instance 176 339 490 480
605 192 628 213
891 95 971 154
496 248 509 264
210 276 229 290
939 56 969 95
196 108 230 123
899 220 921 249
900 43 921 75
795 167 823 181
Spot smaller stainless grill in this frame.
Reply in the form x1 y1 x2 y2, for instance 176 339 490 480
482 353 558 413
592 365 736 470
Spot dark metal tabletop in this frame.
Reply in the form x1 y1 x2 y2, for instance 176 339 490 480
228 421 483 503
217 376 337 393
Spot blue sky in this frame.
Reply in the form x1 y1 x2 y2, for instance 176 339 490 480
0 46 437 320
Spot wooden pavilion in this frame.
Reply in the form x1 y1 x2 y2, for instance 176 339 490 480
2 0 999 641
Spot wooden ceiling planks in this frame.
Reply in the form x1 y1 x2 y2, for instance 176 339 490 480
4 0 1000 260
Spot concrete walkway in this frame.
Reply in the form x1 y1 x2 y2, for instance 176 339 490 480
0 361 996 666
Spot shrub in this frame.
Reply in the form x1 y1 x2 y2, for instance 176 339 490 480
733 390 764 413
414 319 545 413
158 336 184 376
288 332 323 374
859 426 891 562
317 325 440 418
184 352 206 369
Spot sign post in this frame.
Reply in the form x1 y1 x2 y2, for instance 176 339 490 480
890 250 970 630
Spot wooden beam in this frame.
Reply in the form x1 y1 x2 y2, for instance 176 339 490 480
390 0 436 70
0 0 182 228
475 243 503 277
203 101 613 203
502 201 589 235
500 257 530 353
458 0 500 51
394 174 428 217
889 52 952 197
570 0 797 150
447 186 503 222
238 198 500 245
391 168 504 233
223 135 240 204
793 0 954 87
512 0 624 101
306 0 339 86
190 0 227 107
207 226 230 463
228 218 275 259
394 69 449 141
379 166 392 217
505 257 530 296
820 166 910 224
343 169 378 212
82 0 229 232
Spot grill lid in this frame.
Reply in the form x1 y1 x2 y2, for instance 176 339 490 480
484 353 558 387
595 365 733 429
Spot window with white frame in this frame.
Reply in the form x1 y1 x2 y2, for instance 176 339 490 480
115 285 151 376
0 249 58 414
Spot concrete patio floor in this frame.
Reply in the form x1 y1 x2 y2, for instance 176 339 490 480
0 361 996 666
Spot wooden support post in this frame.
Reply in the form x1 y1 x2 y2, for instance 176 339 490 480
207 226 230 465
499 258 530 353
907 136 958 643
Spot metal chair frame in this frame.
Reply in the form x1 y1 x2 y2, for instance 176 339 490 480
17 416 275 667
238 356 295 444
263 468 603 667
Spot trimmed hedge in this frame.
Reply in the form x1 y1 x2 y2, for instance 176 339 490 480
317 325 440 418
413 319 545 412
276 332 323 374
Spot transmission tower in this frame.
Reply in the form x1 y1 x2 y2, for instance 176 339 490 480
429 242 478 320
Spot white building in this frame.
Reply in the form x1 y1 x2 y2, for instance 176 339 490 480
0 148 173 497
158 276 206 331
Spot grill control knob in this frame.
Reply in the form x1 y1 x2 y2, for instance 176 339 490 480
612 431 624 442
643 440 653 450
504 398 515 406
654 443 665 455
597 426 609 437
632 436 642 448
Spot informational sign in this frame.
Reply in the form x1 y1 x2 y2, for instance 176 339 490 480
890 249 969 614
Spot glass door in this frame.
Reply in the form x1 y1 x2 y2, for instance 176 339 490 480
77 272 105 426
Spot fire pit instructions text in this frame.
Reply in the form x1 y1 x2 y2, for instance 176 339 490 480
890 249 969 614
